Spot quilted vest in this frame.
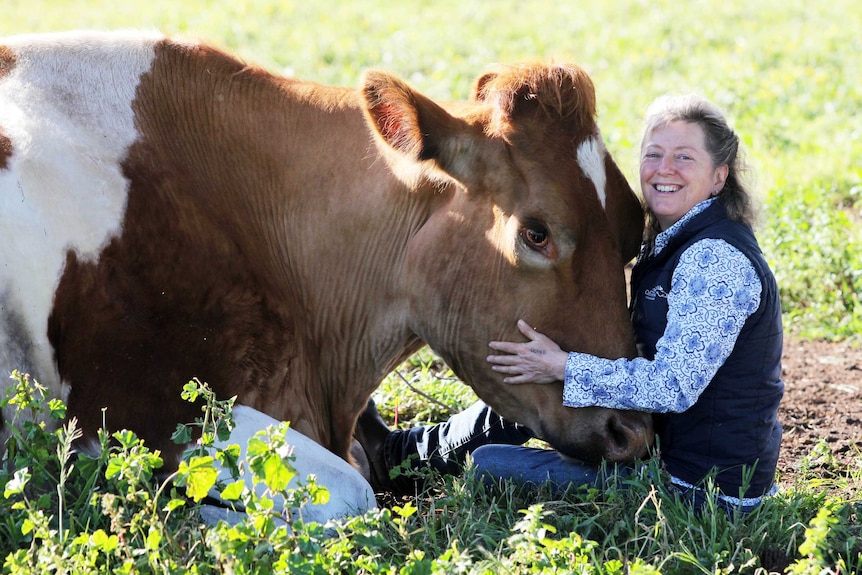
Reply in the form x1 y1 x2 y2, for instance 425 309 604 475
630 200 783 498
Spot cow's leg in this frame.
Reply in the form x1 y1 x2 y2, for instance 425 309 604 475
349 437 372 484
202 405 377 526
0 291 64 453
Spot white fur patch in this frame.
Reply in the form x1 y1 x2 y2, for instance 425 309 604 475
205 405 377 524
576 136 608 209
0 30 161 414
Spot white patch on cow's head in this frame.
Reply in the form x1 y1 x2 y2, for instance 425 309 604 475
0 30 161 401
576 135 608 209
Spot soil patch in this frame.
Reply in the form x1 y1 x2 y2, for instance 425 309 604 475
777 337 862 485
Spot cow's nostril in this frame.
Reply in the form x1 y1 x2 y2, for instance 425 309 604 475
607 414 630 450
604 412 653 462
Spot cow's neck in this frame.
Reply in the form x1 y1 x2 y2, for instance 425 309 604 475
126 45 445 454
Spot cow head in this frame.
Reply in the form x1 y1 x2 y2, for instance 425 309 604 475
361 63 652 464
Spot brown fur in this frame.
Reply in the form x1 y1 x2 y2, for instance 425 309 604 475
43 37 651 469
0 130 11 171
49 42 308 462
473 62 596 138
0 45 14 77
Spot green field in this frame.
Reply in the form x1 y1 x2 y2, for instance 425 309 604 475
2 1 861 573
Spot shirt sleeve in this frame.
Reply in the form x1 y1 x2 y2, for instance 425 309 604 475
561 238 763 413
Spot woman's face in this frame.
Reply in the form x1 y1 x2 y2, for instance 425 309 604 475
640 120 728 231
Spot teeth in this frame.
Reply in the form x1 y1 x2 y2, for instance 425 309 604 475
656 185 679 192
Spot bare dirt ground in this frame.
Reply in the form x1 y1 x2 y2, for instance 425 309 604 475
777 337 862 486
760 337 861 572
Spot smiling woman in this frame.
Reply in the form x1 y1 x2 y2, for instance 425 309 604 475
479 94 783 513
357 93 785 516
639 94 755 236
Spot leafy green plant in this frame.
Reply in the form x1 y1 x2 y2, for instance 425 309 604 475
1 371 193 573
0 373 340 574
2 370 862 573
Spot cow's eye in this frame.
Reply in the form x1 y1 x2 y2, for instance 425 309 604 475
520 223 549 250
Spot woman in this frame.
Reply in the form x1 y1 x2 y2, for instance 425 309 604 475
355 94 784 513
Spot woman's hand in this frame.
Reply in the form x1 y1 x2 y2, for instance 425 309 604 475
487 319 569 384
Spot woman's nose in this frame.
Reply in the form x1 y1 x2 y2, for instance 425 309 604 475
658 155 675 173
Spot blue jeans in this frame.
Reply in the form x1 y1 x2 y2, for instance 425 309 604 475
385 400 769 514
471 444 614 493
383 400 616 494
383 400 534 489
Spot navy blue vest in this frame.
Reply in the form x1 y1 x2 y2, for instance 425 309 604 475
630 201 783 498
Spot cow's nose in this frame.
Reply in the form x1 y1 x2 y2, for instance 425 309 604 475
603 410 654 462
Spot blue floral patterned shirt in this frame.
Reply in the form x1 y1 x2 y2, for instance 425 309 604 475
562 199 763 413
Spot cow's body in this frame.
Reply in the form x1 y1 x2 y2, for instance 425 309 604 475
0 31 651 518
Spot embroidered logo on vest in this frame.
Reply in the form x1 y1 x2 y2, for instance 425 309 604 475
644 285 668 301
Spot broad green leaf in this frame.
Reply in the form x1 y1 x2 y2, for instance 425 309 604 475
171 424 192 445
262 453 295 492
164 498 187 512
220 479 246 501
146 527 162 551
91 529 119 553
177 455 219 502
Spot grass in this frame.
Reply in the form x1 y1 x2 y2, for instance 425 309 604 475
1 372 860 573
2 0 861 573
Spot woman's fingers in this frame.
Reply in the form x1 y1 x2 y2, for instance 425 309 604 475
486 352 521 365
517 319 538 338
486 319 567 384
501 374 534 385
487 340 524 354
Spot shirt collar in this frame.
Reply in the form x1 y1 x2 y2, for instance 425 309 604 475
652 198 717 256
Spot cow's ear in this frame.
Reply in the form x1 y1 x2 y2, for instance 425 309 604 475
361 71 473 175
471 72 497 101
605 154 646 263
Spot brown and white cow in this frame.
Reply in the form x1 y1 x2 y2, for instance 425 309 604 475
0 31 650 519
